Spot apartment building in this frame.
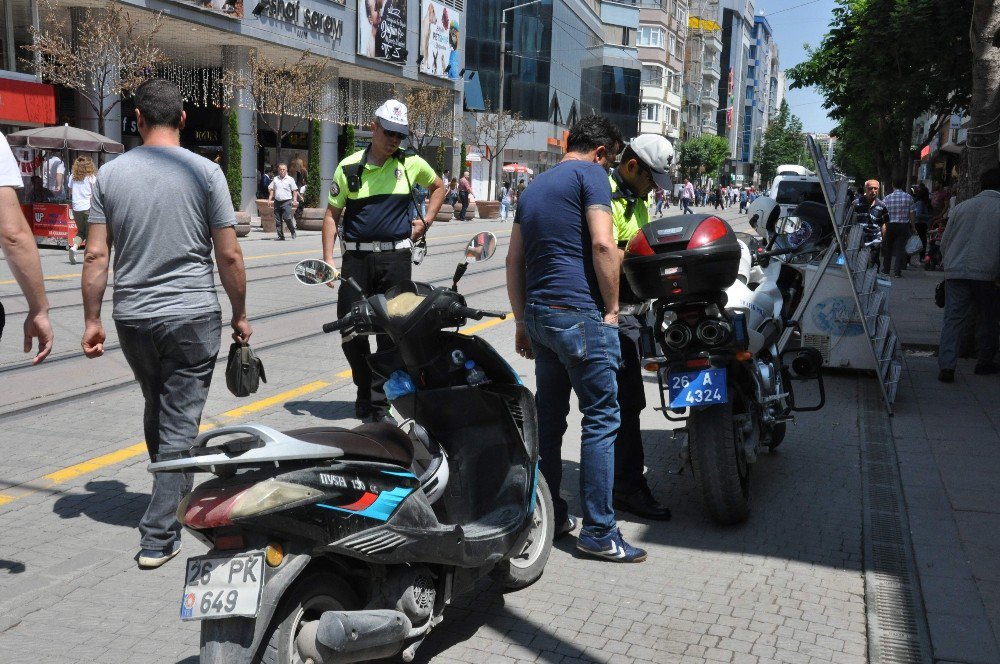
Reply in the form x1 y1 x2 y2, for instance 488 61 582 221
637 0 688 144
682 0 723 139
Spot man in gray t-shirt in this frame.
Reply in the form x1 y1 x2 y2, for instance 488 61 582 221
80 79 253 570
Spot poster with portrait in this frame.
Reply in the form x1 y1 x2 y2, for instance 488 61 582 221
419 0 460 79
357 0 408 65
169 0 243 19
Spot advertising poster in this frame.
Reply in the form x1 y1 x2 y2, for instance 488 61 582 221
419 0 460 79
358 0 408 64
170 0 244 19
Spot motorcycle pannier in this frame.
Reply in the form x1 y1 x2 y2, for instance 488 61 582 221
623 214 742 301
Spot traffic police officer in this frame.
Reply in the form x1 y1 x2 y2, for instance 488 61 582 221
610 134 675 521
322 100 445 421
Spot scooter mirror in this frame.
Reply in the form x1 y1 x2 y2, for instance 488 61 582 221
464 231 497 263
294 259 339 285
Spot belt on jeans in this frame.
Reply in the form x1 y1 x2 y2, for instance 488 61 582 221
343 238 413 252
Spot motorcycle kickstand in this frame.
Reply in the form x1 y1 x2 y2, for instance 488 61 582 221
401 636 426 662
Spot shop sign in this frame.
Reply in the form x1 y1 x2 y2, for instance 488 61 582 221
0 77 56 125
258 0 345 39
358 0 407 64
169 0 244 20
418 1 460 80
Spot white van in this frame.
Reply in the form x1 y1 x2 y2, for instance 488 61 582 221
768 165 825 218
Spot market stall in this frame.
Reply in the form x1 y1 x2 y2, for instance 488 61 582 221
6 125 123 248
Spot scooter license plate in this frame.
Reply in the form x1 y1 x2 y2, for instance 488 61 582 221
667 368 728 408
180 552 265 621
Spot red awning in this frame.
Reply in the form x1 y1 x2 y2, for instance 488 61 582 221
0 77 56 126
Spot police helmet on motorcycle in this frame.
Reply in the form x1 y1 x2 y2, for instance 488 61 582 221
747 195 781 240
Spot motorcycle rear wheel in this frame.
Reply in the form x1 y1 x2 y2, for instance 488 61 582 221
688 399 751 525
490 474 554 590
259 572 360 664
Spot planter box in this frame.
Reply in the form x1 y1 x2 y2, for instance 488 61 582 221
257 199 299 233
435 204 454 223
477 201 500 219
235 211 252 237
297 207 325 232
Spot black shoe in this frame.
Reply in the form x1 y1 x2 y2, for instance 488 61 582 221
613 487 672 521
291 232 297 239
555 515 577 541
938 369 955 383
974 361 1000 375
276 235 285 241
355 400 373 420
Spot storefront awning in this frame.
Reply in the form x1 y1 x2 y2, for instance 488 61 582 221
0 77 56 126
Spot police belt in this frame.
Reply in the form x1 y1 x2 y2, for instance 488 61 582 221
342 238 414 253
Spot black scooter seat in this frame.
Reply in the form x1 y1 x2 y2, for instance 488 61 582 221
285 423 414 467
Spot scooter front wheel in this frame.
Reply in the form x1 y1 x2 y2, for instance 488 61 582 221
490 474 554 591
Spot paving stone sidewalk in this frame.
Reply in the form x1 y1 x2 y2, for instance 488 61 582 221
888 266 1000 664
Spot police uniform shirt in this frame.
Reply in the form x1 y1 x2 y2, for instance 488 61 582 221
330 150 436 242
610 173 650 245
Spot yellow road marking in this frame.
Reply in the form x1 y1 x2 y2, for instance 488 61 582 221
462 314 514 336
0 271 82 286
0 376 350 507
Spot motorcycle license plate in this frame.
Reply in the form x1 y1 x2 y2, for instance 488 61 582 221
180 552 265 621
667 369 728 408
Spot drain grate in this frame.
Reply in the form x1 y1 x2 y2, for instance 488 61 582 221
858 378 932 664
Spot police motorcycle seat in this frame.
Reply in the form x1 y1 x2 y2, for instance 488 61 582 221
285 423 414 467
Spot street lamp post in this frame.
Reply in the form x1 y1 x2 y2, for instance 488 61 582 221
494 0 541 199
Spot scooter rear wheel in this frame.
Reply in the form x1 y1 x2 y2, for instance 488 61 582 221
258 572 360 664
490 474 554 591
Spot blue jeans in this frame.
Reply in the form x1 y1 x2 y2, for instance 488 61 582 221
682 198 693 214
524 302 621 538
501 200 510 219
939 279 999 370
116 312 222 551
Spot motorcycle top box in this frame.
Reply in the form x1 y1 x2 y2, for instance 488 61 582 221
623 214 742 301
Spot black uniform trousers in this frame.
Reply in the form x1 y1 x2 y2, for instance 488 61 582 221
613 313 648 494
338 248 412 409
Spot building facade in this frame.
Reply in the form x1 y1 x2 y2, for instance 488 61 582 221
5 0 468 215
682 0 722 139
638 1 687 144
464 0 642 182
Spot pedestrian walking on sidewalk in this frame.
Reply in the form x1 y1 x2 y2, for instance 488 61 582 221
68 156 97 265
937 167 1000 383
80 79 253 569
681 178 694 214
0 131 52 364
881 178 916 277
269 163 299 240
457 170 472 220
506 114 648 563
500 180 512 220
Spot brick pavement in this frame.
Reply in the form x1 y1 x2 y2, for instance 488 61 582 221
888 265 1000 664
0 209 873 663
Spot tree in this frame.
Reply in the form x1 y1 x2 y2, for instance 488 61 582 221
959 2 1000 201
306 120 322 208
27 0 164 140
343 123 357 158
677 134 729 182
436 142 446 175
787 0 971 186
465 101 528 199
223 50 336 164
404 86 455 153
225 110 241 209
755 101 807 186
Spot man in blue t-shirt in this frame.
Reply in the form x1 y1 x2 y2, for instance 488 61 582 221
506 116 647 563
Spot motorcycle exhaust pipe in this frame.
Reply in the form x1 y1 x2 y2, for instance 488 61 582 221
664 322 693 350
695 319 733 346
297 609 413 664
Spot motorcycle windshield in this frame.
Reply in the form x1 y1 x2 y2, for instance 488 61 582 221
387 292 426 318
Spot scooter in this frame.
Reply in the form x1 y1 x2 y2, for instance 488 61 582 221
621 200 828 524
150 232 554 663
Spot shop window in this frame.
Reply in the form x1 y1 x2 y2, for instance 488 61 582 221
0 0 35 75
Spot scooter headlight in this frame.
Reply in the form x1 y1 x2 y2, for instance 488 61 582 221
229 480 321 520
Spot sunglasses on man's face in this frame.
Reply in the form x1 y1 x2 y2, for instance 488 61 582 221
381 126 406 141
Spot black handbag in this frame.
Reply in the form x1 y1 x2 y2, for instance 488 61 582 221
934 280 946 308
226 342 267 397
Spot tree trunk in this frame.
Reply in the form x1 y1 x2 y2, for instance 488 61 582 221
275 113 284 164
960 1 1000 202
